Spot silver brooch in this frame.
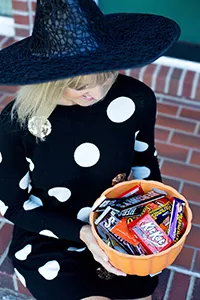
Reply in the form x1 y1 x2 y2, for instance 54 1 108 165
28 116 52 138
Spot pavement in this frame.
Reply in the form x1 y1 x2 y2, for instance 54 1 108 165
0 63 200 299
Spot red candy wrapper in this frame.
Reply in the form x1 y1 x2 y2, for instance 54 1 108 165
111 218 140 246
117 184 144 198
128 212 173 254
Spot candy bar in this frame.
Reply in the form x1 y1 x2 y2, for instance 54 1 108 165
118 191 166 217
168 197 186 243
106 237 129 254
149 200 172 221
111 217 147 255
111 217 139 246
152 188 167 196
159 214 171 233
95 207 136 254
118 184 144 198
128 212 173 254
93 189 165 213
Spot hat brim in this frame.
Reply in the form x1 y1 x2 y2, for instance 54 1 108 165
0 13 180 85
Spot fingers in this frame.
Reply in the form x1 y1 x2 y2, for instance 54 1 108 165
82 225 127 277
89 243 109 262
89 244 127 277
97 256 127 277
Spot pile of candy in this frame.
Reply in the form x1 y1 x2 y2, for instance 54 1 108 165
93 185 187 255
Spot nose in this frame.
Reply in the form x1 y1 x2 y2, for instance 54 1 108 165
88 86 104 100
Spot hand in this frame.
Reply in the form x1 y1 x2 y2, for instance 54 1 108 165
80 224 127 277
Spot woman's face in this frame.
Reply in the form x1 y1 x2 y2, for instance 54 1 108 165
60 77 116 107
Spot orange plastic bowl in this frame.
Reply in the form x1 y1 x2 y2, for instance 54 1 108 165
90 180 192 276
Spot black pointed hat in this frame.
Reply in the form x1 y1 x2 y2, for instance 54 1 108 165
0 0 180 85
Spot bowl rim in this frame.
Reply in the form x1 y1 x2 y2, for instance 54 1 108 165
90 180 193 260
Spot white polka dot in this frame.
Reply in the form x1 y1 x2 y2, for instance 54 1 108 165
0 152 2 163
26 157 35 171
23 195 43 211
107 97 135 123
77 207 92 223
28 184 32 193
14 268 26 287
134 140 149 152
74 143 100 167
15 244 32 261
48 187 71 202
131 166 151 179
67 247 86 252
19 171 30 190
154 150 158 156
0 200 8 216
135 131 140 137
38 260 60 280
39 230 59 239
134 131 149 152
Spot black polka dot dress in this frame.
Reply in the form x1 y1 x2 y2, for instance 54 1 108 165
0 75 162 300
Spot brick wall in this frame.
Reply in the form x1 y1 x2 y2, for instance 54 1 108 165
12 0 36 41
0 2 200 299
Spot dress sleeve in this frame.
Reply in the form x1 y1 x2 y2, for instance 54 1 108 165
0 103 85 243
131 87 162 182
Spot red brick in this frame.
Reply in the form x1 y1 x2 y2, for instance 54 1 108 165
15 28 30 37
161 161 200 184
0 86 19 93
182 183 200 204
155 66 169 94
180 107 200 121
12 1 28 11
0 272 14 290
189 203 200 225
152 269 170 300
171 68 182 80
168 272 190 300
156 115 196 133
17 279 34 297
186 225 200 248
196 78 200 100
169 68 182 96
14 15 30 26
130 68 140 79
171 132 200 150
173 246 194 270
193 251 200 273
0 95 16 108
143 64 157 87
119 70 126 75
162 97 200 108
162 177 181 191
157 103 178 115
156 142 188 162
190 151 200 166
183 71 195 99
0 223 13 255
32 1 37 12
0 38 15 50
155 127 170 141
0 257 14 275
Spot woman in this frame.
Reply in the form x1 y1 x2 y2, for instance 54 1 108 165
0 0 180 299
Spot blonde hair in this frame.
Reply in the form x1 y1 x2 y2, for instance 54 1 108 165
11 71 119 141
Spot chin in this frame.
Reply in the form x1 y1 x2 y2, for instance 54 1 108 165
78 101 97 107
